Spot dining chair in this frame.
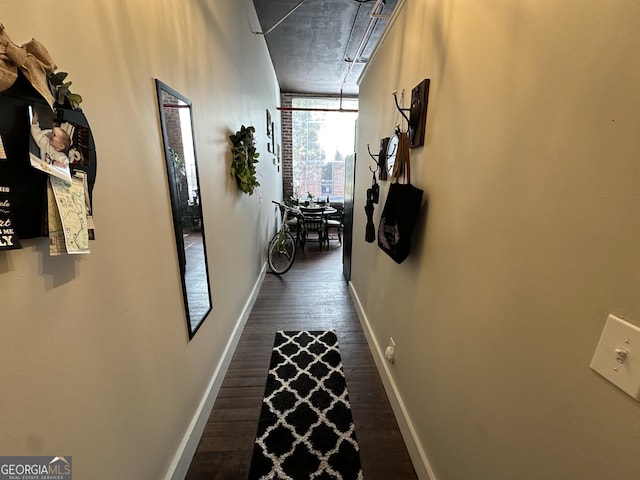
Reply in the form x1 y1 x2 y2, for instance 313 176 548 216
299 206 326 249
325 204 344 245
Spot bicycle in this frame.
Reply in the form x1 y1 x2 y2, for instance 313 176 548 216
268 201 299 274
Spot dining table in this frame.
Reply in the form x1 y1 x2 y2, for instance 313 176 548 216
298 205 337 217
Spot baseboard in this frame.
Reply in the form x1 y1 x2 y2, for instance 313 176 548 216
348 282 437 480
165 262 268 480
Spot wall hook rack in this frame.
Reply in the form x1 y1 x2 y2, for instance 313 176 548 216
393 90 410 127
367 144 380 162
392 79 431 148
367 137 392 181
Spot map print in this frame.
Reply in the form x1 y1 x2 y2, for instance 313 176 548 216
49 175 89 254
46 180 66 255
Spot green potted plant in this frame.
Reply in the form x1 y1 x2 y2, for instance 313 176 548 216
229 125 260 195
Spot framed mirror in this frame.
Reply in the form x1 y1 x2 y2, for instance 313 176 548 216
155 79 212 339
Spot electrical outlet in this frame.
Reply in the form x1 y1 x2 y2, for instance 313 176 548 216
385 337 396 363
591 314 640 400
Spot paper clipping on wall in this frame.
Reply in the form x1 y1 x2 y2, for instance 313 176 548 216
76 170 95 240
48 175 90 255
0 134 7 159
46 179 66 255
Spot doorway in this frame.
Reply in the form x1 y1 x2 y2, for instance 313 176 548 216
283 96 358 279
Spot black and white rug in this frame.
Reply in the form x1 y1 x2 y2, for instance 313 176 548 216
248 330 364 480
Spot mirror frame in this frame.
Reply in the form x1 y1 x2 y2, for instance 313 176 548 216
155 79 212 339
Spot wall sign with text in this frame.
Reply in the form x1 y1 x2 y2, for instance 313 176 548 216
0 185 21 250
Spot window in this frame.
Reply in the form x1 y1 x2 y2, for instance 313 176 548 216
291 97 358 202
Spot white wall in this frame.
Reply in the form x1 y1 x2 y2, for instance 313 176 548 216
0 1 281 478
354 1 640 479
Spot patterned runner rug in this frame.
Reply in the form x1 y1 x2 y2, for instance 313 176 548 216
248 330 364 480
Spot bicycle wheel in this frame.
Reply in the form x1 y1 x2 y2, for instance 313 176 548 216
268 231 296 274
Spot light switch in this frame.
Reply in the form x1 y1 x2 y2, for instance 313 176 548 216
591 314 640 400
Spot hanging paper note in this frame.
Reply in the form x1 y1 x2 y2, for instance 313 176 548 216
73 171 95 240
46 179 67 255
0 134 7 160
49 176 89 254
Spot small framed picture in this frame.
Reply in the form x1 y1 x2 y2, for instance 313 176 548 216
266 109 272 138
271 121 275 154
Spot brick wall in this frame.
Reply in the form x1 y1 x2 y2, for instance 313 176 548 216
280 94 293 200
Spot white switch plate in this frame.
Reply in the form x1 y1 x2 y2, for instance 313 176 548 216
591 314 640 400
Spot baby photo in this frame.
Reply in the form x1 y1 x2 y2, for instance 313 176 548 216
28 104 73 183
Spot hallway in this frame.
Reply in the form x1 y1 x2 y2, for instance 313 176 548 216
186 243 417 479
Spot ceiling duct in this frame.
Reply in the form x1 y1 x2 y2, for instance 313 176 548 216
340 0 388 94
253 0 307 36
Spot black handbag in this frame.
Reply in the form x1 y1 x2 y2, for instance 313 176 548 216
377 131 423 264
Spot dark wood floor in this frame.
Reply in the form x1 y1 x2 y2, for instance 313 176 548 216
183 230 211 331
185 242 417 479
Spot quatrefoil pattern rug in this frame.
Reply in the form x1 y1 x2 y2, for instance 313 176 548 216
248 330 364 480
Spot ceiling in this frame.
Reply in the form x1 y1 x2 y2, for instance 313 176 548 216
251 0 399 97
